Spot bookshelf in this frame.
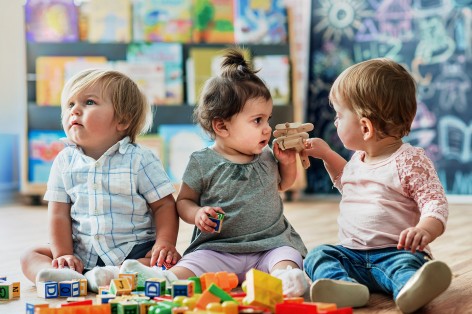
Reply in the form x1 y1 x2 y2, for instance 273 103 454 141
22 42 294 200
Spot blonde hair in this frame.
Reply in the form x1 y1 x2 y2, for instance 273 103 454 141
193 47 272 139
61 69 152 143
329 58 417 139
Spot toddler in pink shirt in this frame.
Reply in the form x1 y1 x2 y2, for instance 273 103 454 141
302 58 451 314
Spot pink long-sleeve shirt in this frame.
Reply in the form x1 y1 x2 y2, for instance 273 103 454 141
334 143 448 254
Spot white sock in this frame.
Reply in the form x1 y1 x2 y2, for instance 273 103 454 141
271 266 309 297
120 259 178 287
36 268 86 286
84 266 120 293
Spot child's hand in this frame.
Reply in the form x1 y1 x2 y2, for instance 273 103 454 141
273 142 297 165
195 206 225 233
397 227 433 253
150 240 181 268
301 138 332 160
52 254 84 274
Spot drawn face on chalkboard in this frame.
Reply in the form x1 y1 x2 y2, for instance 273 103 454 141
332 99 364 151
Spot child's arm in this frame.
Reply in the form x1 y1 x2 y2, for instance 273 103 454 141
48 201 84 273
301 138 347 182
273 142 297 191
176 183 225 233
397 217 444 253
396 149 448 253
149 194 180 267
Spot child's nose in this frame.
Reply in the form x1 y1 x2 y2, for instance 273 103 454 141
70 104 81 115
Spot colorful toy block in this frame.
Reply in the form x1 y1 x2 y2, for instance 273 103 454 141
195 289 221 310
37 281 59 299
120 272 138 290
61 299 93 307
199 271 238 292
222 301 238 314
276 302 318 313
59 280 80 297
188 276 202 293
109 278 132 296
118 300 139 314
172 280 195 297
26 301 49 314
0 282 9 300
206 283 234 302
76 278 87 296
208 212 225 233
242 269 283 311
145 277 166 297
147 300 179 314
36 304 111 314
312 302 337 311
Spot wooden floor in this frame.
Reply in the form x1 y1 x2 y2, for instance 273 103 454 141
1 198 471 313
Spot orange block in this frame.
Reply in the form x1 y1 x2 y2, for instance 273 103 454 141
195 289 220 309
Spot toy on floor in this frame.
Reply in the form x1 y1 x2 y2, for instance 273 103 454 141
273 122 314 169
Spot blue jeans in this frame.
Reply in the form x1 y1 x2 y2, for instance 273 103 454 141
303 245 431 299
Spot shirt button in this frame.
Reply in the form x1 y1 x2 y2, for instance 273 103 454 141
92 184 97 190
95 162 100 167
94 235 99 240
94 209 98 215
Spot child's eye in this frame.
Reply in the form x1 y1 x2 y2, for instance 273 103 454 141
254 117 262 124
86 99 96 105
68 102 75 108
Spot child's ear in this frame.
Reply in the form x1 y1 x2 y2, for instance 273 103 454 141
117 120 130 132
360 117 374 140
212 118 229 137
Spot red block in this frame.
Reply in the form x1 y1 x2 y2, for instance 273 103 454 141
276 302 318 314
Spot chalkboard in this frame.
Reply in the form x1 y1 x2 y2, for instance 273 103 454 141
306 0 472 195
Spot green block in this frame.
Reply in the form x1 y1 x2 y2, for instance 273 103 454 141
118 301 139 314
187 276 202 293
207 283 234 302
0 285 11 299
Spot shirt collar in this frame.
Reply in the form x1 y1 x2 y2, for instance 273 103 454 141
60 136 132 157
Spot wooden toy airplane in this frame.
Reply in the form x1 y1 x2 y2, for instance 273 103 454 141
273 122 314 169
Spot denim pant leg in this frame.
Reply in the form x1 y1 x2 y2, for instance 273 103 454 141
368 248 430 299
304 244 369 284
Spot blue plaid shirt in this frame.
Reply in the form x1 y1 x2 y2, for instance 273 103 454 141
44 137 175 269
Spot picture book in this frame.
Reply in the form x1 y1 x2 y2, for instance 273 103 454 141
254 55 290 105
28 130 66 183
193 0 235 43
127 43 184 105
158 124 213 183
25 0 79 42
63 60 113 83
115 61 166 106
186 47 250 104
36 56 107 106
132 0 192 43
87 0 131 42
234 0 288 44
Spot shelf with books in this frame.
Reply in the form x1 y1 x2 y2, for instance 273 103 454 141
27 103 293 134
24 42 293 198
26 41 293 130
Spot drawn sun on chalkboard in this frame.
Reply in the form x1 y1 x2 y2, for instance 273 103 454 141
313 0 371 43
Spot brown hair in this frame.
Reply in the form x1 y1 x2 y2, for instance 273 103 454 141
193 47 272 139
329 58 417 139
61 69 152 143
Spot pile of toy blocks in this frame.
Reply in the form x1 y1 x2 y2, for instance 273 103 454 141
0 275 20 300
26 269 353 313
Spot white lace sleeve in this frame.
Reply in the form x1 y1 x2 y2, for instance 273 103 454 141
396 147 448 228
